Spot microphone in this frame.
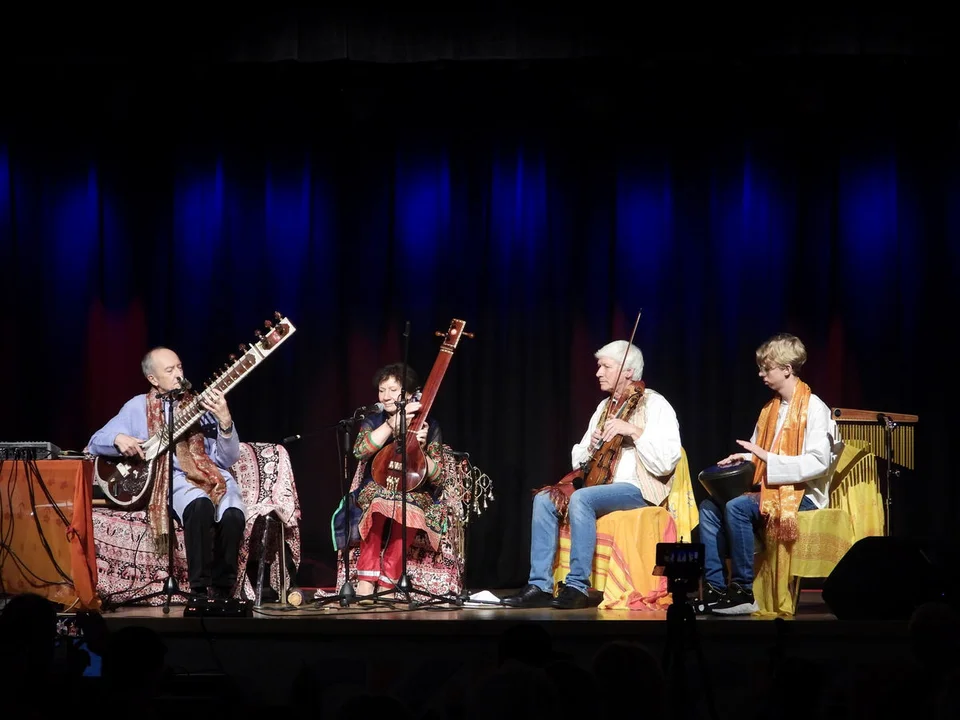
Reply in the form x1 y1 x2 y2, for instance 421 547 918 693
178 377 193 391
282 434 301 444
877 413 898 429
354 402 385 418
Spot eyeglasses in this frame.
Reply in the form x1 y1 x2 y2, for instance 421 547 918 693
757 364 784 374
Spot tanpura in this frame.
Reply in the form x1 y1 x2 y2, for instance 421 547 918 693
371 319 472 492
370 389 430 493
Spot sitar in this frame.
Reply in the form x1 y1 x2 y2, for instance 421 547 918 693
93 312 296 509
371 318 473 492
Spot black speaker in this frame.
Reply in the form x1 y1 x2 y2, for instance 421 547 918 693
822 536 950 621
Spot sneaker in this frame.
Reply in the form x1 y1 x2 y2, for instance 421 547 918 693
711 582 759 615
702 583 725 607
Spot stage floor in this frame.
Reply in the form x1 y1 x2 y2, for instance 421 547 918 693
104 587 839 625
73 588 918 716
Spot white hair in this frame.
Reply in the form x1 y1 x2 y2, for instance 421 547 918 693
595 340 644 381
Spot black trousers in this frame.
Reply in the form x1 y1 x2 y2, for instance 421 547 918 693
180 497 245 592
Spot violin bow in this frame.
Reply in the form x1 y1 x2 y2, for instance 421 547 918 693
607 309 642 409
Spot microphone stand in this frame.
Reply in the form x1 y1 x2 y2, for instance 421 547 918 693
380 321 462 609
313 413 362 607
880 414 899 537
159 388 190 614
380 320 414 606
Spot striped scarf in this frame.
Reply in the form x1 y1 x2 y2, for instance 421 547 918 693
145 389 226 550
752 380 811 542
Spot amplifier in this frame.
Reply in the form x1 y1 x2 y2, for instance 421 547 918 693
0 441 62 460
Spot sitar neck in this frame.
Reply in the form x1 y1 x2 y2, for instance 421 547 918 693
152 314 297 451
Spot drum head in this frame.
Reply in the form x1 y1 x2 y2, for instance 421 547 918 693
698 461 753 481
698 460 756 506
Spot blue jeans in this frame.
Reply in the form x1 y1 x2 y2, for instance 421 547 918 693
529 483 649 594
699 492 816 592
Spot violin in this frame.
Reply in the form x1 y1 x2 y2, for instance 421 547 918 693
581 380 646 487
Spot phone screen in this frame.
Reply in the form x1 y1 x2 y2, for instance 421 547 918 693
55 614 102 677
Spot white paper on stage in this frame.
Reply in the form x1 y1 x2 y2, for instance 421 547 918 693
463 590 502 607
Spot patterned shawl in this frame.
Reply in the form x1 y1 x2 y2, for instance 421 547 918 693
752 379 812 542
145 389 227 551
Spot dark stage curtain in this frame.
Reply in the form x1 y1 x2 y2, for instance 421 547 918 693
1 60 956 589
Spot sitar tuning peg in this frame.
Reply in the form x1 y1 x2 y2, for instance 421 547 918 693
254 329 263 340
228 353 237 362
274 311 282 321
238 344 246 352
264 319 273 330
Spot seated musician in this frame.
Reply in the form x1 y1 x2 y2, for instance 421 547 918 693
86 347 246 599
701 333 838 615
503 341 682 610
352 363 444 602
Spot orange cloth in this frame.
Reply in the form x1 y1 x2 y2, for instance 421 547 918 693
754 380 812 542
0 459 100 610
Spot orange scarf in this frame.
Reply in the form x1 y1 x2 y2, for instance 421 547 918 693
146 389 227 550
753 380 811 542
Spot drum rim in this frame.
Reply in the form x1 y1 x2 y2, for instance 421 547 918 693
698 460 755 479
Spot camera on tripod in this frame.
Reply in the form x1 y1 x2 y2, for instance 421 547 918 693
653 541 705 605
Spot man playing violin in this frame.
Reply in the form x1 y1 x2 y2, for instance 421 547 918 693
503 340 682 609
700 333 839 615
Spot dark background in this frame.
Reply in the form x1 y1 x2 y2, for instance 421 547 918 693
2 6 956 589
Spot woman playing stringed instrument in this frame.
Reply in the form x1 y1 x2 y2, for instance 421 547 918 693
503 336 682 610
351 363 445 602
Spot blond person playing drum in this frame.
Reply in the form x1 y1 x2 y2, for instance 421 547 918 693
700 334 838 615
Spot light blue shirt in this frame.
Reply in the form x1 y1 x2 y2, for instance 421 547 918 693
87 394 247 522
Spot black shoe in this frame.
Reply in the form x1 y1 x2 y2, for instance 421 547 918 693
211 586 235 600
702 583 725 607
502 584 554 608
712 582 759 615
550 584 590 610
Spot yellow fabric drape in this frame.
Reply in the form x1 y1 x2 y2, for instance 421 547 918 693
667 448 698 544
829 440 885 540
551 449 696 610
553 507 675 610
754 439 884 616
